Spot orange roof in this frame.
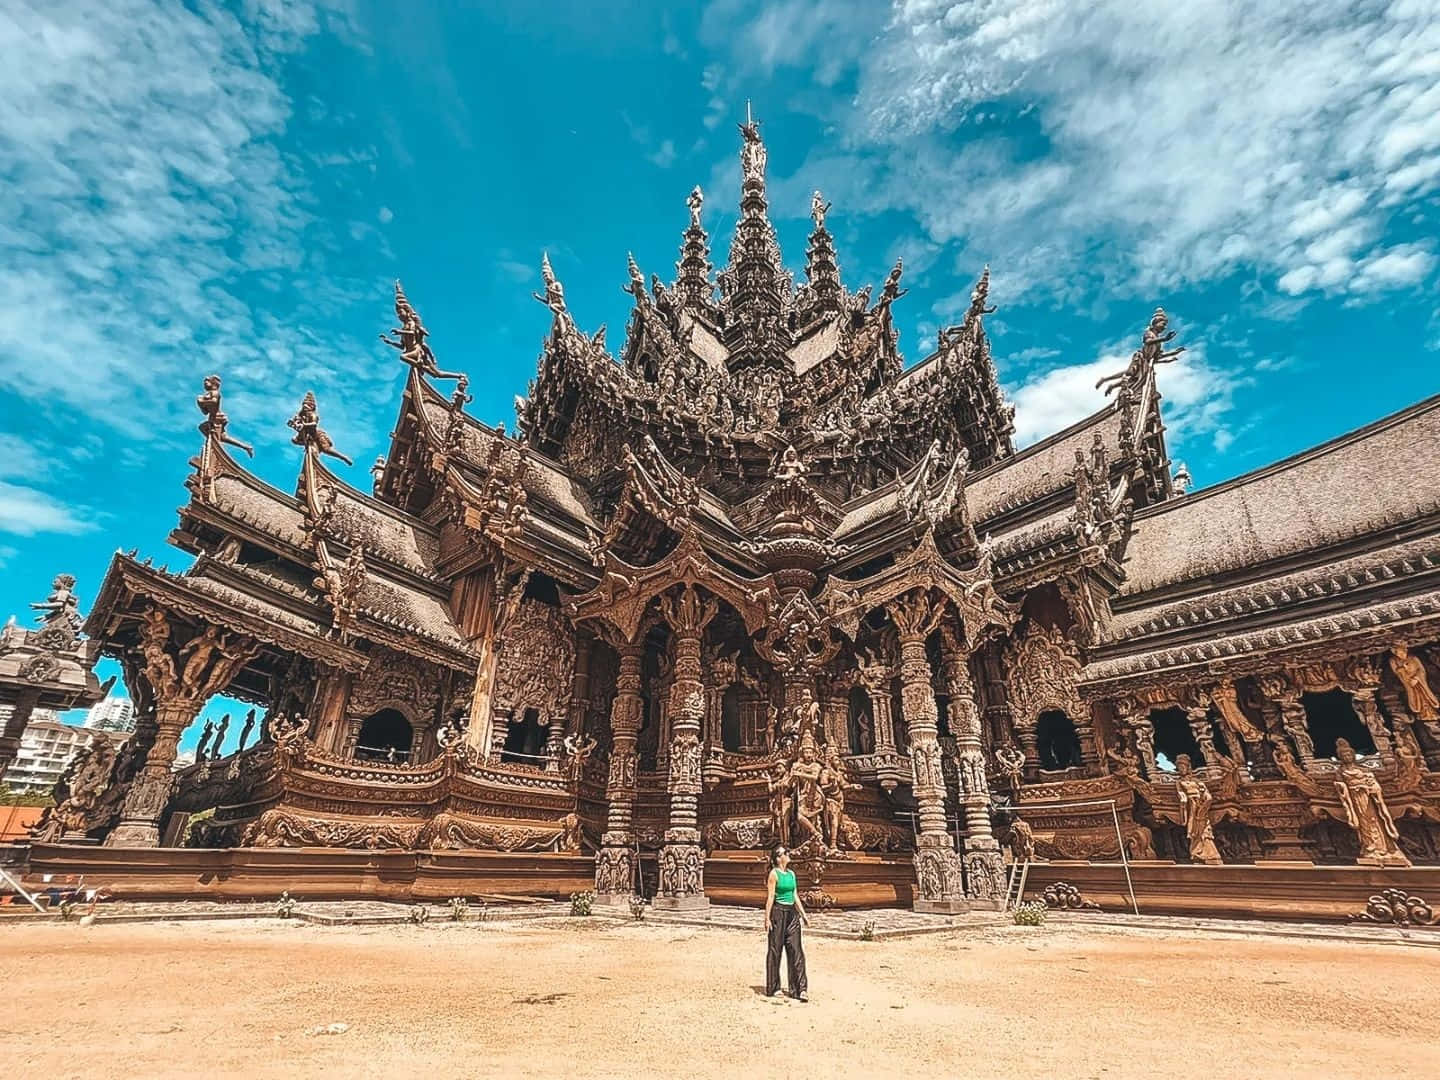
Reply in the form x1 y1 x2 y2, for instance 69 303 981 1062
0 805 45 843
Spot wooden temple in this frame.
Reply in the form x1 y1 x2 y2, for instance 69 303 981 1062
22 119 1440 916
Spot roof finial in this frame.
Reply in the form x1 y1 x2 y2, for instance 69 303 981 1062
196 375 254 458
533 251 570 325
382 280 464 383
287 391 353 466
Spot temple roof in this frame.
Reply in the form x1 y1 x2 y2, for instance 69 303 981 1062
1117 394 1440 598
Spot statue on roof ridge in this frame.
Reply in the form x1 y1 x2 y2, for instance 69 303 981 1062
810 190 830 229
966 266 996 324
1096 307 1185 396
686 186 704 228
196 375 254 458
879 258 906 306
383 281 465 383
31 573 83 633
738 111 766 184
288 391 354 466
625 253 647 303
533 252 570 324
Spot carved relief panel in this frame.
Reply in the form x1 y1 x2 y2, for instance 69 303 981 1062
492 598 577 727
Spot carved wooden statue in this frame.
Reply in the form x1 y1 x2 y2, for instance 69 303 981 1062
1173 754 1222 865
1390 645 1439 722
1333 739 1410 867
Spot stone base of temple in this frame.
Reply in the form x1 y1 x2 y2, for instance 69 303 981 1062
913 897 970 914
595 892 636 907
650 894 711 912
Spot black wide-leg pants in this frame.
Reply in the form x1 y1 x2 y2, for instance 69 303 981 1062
765 903 808 997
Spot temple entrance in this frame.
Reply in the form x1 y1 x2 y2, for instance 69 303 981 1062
355 709 413 763
1035 709 1082 769
503 707 548 763
1301 690 1374 758
1149 707 1201 772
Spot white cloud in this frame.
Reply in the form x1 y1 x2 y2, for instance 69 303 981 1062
0 0 386 453
649 139 678 169
0 481 97 536
1008 339 1240 460
377 206 395 224
705 2 1440 303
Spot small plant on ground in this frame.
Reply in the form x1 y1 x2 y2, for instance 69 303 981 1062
408 905 430 924
1012 900 1048 926
275 891 298 918
570 889 595 917
449 896 469 921
628 894 646 921
58 898 80 922
859 920 876 941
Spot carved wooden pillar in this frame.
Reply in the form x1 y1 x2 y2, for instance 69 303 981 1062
654 587 716 910
1072 709 1101 773
861 669 896 754
0 690 39 779
1278 697 1316 768
1350 688 1393 764
1117 701 1158 779
108 612 256 847
488 706 513 760
941 631 1002 907
1187 705 1222 772
889 593 966 913
311 667 351 755
820 683 848 751
566 635 593 740
595 641 644 903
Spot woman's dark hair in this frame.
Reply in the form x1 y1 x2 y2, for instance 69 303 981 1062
770 846 787 868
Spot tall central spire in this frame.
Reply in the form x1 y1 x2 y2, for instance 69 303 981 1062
722 107 787 340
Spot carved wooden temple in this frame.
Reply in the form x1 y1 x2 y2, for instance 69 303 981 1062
30 120 1440 914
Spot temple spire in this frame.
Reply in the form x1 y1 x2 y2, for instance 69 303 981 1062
722 109 787 332
803 189 841 314
673 186 714 309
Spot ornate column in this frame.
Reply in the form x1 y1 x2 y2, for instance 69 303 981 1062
889 592 967 913
653 586 716 910
1116 700 1158 778
860 664 897 754
595 640 644 904
1186 703 1222 772
1350 688 1393 764
488 706 513 760
109 610 256 847
1259 674 1316 769
941 628 1003 907
820 680 848 752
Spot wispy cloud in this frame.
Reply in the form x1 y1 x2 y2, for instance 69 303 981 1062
0 481 98 536
0 0 387 458
705 2 1440 304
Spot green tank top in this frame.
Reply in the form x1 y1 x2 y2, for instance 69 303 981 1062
773 868 797 905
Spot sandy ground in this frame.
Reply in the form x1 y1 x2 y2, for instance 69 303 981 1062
2 916 1438 1080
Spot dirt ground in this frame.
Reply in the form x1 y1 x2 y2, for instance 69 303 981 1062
2 916 1437 1080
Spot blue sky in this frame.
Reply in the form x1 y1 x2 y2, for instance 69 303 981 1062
2 1 1438 744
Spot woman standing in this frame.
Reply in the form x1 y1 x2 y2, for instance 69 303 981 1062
764 846 809 1001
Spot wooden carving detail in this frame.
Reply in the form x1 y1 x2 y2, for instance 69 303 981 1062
492 599 576 725
1005 624 1087 736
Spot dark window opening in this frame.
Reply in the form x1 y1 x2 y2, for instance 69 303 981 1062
720 686 743 752
355 709 413 763
1302 690 1375 759
1150 707 1201 773
1035 709 1082 770
848 686 872 755
502 707 548 763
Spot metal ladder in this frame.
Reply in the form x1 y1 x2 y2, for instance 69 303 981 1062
1004 861 1031 911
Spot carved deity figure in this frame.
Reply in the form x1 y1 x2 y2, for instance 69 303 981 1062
179 626 223 696
820 746 860 853
211 713 230 759
238 708 257 752
773 444 807 482
879 258 906 305
810 189 830 229
288 392 354 466
1173 754 1222 865
194 719 215 760
766 761 792 847
1333 739 1410 866
31 574 83 634
995 744 1026 795
1007 816 1035 863
196 375 254 457
562 732 597 781
789 738 825 848
1106 739 1143 787
965 266 996 326
738 116 766 183
1096 308 1185 396
1211 679 1264 754
686 185 704 228
1390 645 1439 721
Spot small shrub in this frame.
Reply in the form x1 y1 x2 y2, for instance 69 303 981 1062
276 891 298 919
859 920 876 942
408 905 431 925
569 889 595 917
448 897 469 922
58 899 80 922
1012 901 1047 926
628 894 646 922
